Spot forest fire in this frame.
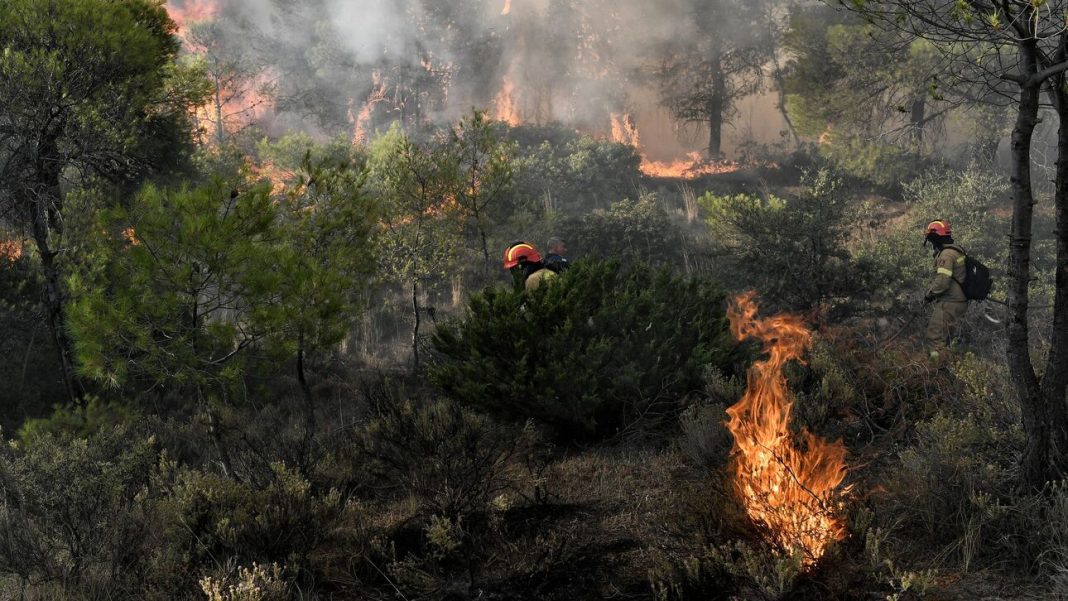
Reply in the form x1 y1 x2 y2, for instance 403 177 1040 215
610 113 641 148
493 76 522 126
638 152 742 179
166 0 275 145
166 0 218 35
351 71 388 145
725 292 849 565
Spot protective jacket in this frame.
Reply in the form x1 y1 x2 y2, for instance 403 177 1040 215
525 267 557 292
928 245 967 302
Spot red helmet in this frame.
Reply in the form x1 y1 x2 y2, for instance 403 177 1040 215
503 241 541 269
924 220 952 237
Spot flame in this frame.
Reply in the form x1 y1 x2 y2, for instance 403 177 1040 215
493 75 521 126
610 112 641 147
165 1 276 146
0 239 23 262
166 0 218 35
502 0 512 16
351 71 388 145
122 228 141 246
638 152 742 179
725 292 849 565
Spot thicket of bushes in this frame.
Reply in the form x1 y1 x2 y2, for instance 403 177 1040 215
429 260 738 440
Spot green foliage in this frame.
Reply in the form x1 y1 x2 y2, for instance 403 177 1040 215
17 398 137 444
700 169 875 316
446 111 517 270
558 194 686 267
510 128 642 214
782 6 945 186
67 159 378 399
68 180 283 394
0 0 194 180
817 132 925 189
0 427 158 596
271 150 380 361
430 260 737 440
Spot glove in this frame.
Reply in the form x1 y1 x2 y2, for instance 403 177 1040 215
923 291 936 304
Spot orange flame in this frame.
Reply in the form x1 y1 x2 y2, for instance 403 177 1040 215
0 239 23 262
725 292 849 565
493 75 521 126
638 152 741 179
610 113 641 147
351 71 388 145
502 0 512 16
166 0 218 34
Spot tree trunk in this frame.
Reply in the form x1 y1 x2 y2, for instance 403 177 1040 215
28 141 84 405
297 341 316 436
910 97 926 147
1043 68 1068 479
411 280 421 372
1008 41 1047 489
706 53 725 159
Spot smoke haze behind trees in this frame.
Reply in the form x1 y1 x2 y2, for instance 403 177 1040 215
167 0 788 159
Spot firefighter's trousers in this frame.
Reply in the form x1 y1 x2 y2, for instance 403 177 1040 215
925 300 967 357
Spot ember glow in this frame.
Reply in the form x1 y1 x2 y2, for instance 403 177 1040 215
725 292 849 564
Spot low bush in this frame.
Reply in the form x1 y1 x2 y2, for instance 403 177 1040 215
0 426 158 598
430 260 738 441
354 389 531 521
152 461 354 593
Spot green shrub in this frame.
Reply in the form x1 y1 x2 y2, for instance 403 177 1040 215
557 194 686 268
818 132 925 190
0 427 158 596
700 169 877 318
430 260 737 440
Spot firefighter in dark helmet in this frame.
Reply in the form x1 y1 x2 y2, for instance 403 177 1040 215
923 220 967 362
503 241 557 292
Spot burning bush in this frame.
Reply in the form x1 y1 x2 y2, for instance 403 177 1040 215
429 260 737 441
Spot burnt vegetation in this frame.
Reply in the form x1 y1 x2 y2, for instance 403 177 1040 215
2 0 1068 599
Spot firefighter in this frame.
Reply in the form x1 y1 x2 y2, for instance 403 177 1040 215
543 237 571 273
922 220 967 362
503 241 557 292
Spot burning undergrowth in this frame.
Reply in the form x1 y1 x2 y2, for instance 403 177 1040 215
725 292 851 566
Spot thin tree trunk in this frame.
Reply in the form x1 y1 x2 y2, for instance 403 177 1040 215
707 53 725 159
1008 41 1047 489
412 280 421 372
910 97 926 147
27 160 84 405
297 339 316 436
1043 67 1068 478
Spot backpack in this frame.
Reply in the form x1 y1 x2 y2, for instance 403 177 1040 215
959 254 993 301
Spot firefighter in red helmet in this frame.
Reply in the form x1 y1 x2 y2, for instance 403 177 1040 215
923 220 967 362
503 241 557 292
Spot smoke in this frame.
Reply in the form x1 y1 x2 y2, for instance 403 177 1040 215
168 0 788 159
